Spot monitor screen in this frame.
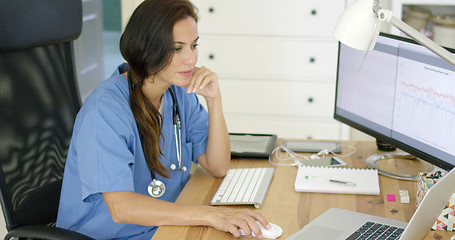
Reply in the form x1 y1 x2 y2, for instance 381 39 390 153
334 32 455 170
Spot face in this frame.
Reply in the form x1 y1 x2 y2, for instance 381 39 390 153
153 17 199 87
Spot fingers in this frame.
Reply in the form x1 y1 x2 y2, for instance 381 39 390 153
198 71 217 92
227 217 259 238
186 66 217 94
228 224 242 238
212 208 269 239
186 66 206 93
246 218 263 239
254 214 271 231
186 66 202 93
245 211 271 238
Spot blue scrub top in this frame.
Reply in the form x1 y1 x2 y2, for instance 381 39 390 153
56 63 209 239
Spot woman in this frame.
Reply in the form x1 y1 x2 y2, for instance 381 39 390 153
56 0 270 239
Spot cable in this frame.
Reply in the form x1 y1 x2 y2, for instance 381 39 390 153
267 146 300 167
332 144 357 158
268 143 357 167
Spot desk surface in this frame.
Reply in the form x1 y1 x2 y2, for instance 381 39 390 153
152 141 454 240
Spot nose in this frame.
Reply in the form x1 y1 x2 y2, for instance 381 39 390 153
183 48 197 66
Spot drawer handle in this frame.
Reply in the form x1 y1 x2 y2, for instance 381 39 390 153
309 57 316 63
208 7 215 13
209 54 215 60
307 97 314 103
311 9 317 15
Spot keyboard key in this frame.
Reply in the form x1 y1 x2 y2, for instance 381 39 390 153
345 222 405 240
346 232 362 240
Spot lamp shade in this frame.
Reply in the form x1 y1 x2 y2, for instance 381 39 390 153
334 0 380 50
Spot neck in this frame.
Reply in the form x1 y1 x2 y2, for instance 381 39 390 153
141 81 169 110
125 71 170 109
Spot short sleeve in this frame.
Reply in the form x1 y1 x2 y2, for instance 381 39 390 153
75 96 136 202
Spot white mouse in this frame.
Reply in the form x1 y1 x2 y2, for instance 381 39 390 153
239 221 283 239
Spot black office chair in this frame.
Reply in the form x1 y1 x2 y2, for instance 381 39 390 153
0 1 93 239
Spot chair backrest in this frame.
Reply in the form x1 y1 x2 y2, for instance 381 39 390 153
0 0 82 231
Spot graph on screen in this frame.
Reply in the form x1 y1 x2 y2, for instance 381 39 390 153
392 57 455 156
336 42 397 131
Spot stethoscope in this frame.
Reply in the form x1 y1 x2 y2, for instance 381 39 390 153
147 87 186 198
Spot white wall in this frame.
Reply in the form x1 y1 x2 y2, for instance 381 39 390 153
350 128 375 141
121 0 143 30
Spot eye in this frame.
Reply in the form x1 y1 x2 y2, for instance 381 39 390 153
173 47 182 52
191 43 199 49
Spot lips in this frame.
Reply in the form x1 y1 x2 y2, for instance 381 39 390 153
179 70 193 78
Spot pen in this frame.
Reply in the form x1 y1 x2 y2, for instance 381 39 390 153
329 179 356 186
304 176 356 186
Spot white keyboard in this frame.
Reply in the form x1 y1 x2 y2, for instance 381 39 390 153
210 168 274 208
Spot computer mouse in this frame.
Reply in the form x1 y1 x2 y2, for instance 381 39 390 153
239 221 283 239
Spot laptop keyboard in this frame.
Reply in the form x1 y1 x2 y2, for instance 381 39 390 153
346 221 404 240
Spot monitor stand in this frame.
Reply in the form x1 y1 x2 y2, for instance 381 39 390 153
366 152 434 181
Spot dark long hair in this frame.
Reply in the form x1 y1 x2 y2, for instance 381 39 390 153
119 0 198 178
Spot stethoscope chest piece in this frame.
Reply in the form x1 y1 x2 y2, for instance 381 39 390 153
148 179 165 198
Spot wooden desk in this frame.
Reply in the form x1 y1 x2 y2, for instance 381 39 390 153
152 141 454 240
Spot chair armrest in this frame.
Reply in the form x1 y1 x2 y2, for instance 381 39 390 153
5 225 94 240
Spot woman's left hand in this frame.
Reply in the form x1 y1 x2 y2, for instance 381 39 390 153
186 66 220 99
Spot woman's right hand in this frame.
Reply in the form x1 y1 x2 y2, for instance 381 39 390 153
205 206 271 238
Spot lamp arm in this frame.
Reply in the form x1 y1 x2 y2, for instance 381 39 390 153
376 9 455 67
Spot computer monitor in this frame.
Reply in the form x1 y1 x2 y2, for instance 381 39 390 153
334 32 455 172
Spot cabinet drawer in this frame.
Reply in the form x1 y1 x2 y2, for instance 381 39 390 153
197 36 338 80
219 79 335 118
225 115 342 140
192 0 345 38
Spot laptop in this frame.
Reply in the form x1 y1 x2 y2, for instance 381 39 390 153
287 168 455 240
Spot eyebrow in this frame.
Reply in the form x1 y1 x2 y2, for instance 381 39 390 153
174 36 200 45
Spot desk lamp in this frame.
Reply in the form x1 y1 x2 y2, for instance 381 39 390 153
334 0 455 67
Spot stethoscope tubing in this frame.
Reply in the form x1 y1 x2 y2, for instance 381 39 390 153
173 120 182 170
170 87 183 172
148 87 184 198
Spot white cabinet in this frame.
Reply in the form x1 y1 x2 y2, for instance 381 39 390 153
198 36 338 80
195 0 345 37
193 0 349 140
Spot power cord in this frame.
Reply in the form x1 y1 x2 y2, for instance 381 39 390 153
268 144 356 167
